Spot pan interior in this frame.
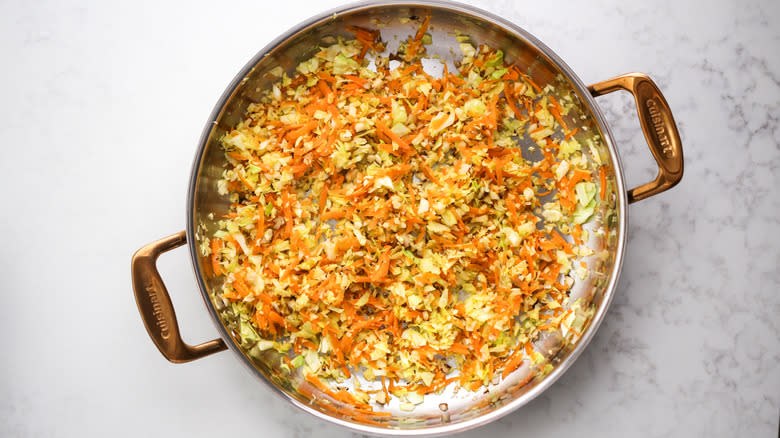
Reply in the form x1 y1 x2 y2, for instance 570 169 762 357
189 2 622 434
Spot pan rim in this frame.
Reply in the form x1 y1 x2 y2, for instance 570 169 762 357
186 1 628 435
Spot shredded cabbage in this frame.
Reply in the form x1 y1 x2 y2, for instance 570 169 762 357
206 18 608 412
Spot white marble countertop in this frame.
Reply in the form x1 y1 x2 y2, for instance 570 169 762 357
1 0 777 436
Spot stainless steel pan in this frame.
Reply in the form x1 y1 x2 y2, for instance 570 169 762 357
132 1 683 435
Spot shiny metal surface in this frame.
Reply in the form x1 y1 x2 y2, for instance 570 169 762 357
588 73 684 202
158 0 682 435
131 231 227 363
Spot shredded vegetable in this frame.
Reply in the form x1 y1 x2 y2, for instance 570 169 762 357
204 18 606 411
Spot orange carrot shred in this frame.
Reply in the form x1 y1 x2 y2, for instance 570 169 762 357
212 17 605 410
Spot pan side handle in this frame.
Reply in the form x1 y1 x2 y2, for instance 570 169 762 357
589 73 684 203
131 231 227 363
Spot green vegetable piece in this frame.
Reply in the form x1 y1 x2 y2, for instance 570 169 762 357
574 181 597 206
291 355 305 369
296 58 320 75
455 33 470 43
463 99 487 117
484 50 504 68
392 100 408 125
239 320 260 346
573 198 597 224
333 54 360 75
490 68 509 80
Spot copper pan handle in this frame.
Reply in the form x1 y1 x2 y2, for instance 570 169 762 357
131 231 227 363
588 72 684 203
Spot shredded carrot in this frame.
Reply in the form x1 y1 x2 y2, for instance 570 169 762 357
319 182 329 218
237 171 255 190
367 247 391 282
548 96 568 131
414 15 430 41
209 19 604 412
501 348 525 379
375 120 414 155
317 79 331 97
227 151 248 161
503 82 524 120
418 162 441 186
285 121 318 143
449 343 470 355
521 73 543 93
347 25 380 58
572 224 583 245
210 239 223 276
